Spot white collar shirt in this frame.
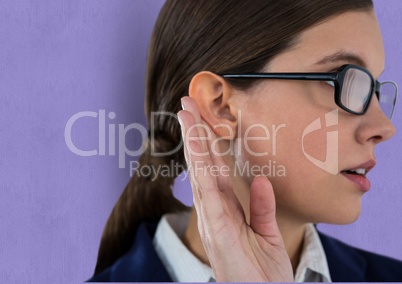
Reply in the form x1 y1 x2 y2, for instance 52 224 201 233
153 212 332 282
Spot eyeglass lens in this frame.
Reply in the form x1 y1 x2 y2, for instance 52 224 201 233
341 68 396 119
341 68 371 114
378 81 397 119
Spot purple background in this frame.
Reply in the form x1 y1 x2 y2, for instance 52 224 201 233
0 0 401 283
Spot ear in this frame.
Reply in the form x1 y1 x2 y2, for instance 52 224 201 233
189 71 238 139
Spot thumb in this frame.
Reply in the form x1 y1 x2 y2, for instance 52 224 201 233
249 175 281 239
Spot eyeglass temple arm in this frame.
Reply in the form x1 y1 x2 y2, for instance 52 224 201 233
220 73 337 82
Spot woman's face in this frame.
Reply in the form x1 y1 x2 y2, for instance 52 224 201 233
234 10 395 224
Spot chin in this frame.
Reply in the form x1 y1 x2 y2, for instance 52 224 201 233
313 212 361 226
333 211 361 225
324 203 362 225
308 197 363 225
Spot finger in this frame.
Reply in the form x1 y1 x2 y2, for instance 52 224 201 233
178 109 219 208
180 97 246 221
177 109 207 237
177 109 203 210
179 100 242 210
205 125 245 220
249 175 282 240
181 96 209 151
182 97 236 200
179 99 242 267
179 97 224 198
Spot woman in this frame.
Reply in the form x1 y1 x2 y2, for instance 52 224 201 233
89 0 402 282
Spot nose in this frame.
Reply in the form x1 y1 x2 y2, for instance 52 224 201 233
355 95 396 145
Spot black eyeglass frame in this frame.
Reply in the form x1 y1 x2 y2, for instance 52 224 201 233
219 64 397 119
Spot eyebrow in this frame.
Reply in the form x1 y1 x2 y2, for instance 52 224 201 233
314 51 367 68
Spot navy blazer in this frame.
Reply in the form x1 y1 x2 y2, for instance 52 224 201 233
88 222 402 282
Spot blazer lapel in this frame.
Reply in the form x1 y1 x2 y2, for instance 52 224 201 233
110 222 172 282
318 231 367 282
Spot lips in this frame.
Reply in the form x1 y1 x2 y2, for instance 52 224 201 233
340 159 376 192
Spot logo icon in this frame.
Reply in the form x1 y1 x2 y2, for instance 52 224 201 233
302 109 338 175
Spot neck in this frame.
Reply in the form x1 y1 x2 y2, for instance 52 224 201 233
276 212 306 272
181 208 210 266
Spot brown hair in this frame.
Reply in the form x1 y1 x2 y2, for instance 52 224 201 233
94 0 373 274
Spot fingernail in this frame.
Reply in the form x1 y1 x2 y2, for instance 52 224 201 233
181 97 187 110
177 111 183 126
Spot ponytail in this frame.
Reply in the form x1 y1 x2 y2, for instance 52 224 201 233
94 134 188 274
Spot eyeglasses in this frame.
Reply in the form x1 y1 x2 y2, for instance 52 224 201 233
220 64 398 119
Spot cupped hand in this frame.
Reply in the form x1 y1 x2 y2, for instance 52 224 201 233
177 96 294 282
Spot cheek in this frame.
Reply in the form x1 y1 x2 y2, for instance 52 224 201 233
235 104 363 224
235 112 308 186
302 123 332 162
